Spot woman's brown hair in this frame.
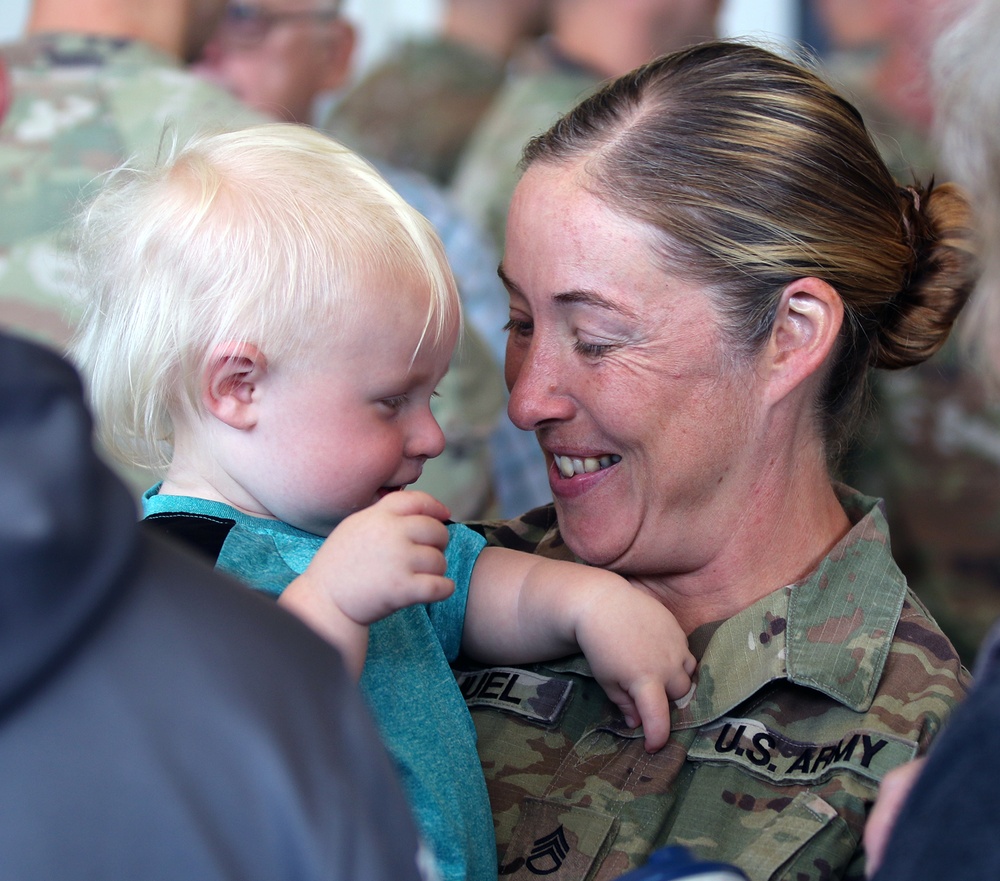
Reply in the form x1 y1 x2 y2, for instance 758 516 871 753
521 40 976 465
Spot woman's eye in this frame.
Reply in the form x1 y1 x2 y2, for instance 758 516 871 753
573 339 615 357
503 317 533 338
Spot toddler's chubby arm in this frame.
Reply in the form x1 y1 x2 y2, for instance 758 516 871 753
280 490 454 678
462 548 696 752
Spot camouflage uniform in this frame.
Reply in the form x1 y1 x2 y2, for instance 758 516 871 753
843 336 1000 667
0 33 265 350
868 618 1000 881
325 37 506 187
819 50 1000 668
449 38 604 250
459 486 969 881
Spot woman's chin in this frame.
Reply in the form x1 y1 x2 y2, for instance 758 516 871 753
554 502 634 568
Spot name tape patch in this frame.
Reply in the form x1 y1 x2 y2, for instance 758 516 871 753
456 666 573 725
689 716 917 784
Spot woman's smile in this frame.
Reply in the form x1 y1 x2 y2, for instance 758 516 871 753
502 161 765 571
553 453 622 478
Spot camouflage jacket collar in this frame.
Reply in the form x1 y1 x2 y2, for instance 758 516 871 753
674 486 905 727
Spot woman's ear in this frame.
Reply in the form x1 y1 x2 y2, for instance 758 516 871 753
202 343 268 431
764 277 844 405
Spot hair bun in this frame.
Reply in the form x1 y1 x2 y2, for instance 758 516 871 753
872 181 977 369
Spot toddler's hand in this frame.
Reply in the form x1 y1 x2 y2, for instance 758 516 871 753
575 579 695 753
311 490 455 625
282 491 452 678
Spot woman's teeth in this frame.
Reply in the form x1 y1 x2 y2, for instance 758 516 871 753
555 454 621 478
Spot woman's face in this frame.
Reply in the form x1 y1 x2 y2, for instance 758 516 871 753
502 162 768 576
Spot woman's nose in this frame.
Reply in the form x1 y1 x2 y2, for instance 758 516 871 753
505 341 574 431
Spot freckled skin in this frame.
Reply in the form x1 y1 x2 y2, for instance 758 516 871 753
502 161 767 578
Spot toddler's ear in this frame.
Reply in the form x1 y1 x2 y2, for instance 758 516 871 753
203 343 268 431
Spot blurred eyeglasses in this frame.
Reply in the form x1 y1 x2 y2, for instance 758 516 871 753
218 3 342 47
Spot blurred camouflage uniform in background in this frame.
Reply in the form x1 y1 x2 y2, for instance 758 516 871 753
820 37 1000 667
0 32 264 496
449 38 603 251
459 487 969 881
0 33 264 351
843 336 1000 667
821 46 937 185
325 37 507 188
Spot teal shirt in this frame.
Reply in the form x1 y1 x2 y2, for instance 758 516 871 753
143 487 496 881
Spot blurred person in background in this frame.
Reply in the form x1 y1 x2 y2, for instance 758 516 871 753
196 0 552 519
449 0 722 250
0 0 265 350
810 0 943 181
810 0 1000 668
863 1 1000 877
327 0 549 187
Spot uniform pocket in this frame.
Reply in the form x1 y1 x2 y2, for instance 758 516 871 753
497 797 617 879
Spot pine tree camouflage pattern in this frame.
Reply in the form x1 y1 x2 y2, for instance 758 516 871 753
460 487 969 881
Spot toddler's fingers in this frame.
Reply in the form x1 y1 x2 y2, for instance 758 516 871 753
628 679 671 753
409 543 448 577
405 573 455 606
404 513 451 551
390 489 451 521
666 660 696 700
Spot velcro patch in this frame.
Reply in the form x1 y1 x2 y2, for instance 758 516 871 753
456 666 573 725
688 716 917 784
498 798 617 879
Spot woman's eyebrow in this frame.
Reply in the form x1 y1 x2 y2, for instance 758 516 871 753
497 263 519 295
497 264 642 321
552 290 641 321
